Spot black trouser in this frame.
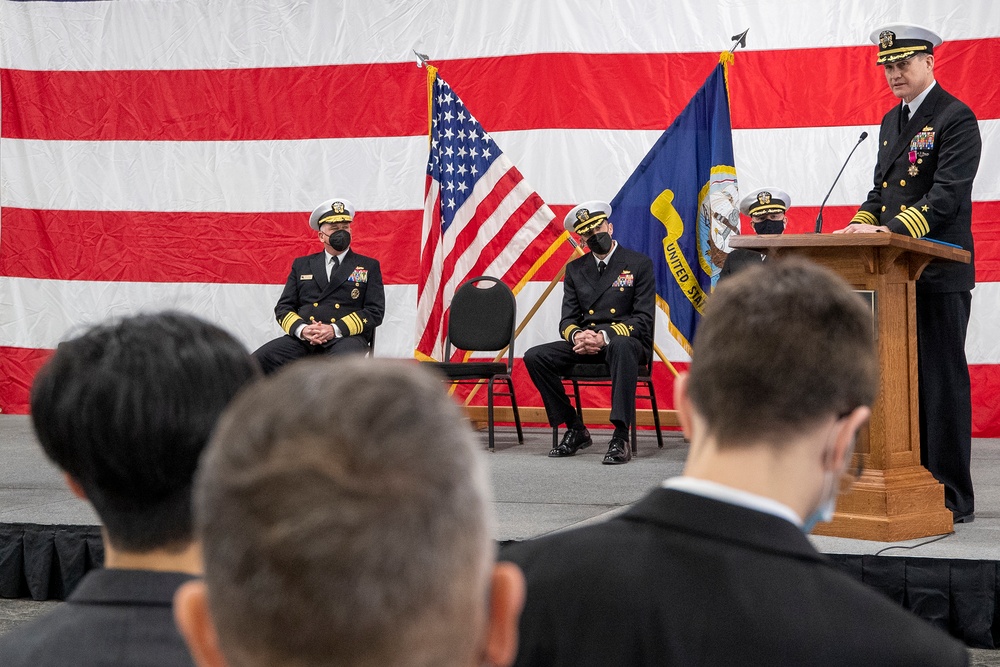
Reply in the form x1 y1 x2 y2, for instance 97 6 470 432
916 291 973 515
252 334 369 375
524 336 645 428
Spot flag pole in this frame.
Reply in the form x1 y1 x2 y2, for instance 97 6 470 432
729 28 749 53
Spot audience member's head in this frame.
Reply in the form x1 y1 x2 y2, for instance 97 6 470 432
175 358 525 667
31 311 258 556
678 258 878 523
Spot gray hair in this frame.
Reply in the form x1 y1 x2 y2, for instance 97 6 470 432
194 358 494 666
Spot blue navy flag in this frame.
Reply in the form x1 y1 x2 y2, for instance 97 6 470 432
610 58 739 355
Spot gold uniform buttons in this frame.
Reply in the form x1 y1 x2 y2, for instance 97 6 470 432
335 304 341 309
588 309 594 314
882 181 888 188
881 206 886 212
610 308 616 314
313 302 318 307
901 205 907 211
883 140 888 146
899 179 906 187
309 316 316 321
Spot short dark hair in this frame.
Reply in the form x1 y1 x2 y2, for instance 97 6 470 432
688 258 878 446
196 358 493 666
30 312 258 552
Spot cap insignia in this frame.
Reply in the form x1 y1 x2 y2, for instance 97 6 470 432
879 30 895 49
757 191 772 205
576 208 591 222
332 201 345 214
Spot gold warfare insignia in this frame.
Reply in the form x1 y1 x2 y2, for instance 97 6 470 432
332 201 345 214
351 288 360 299
576 208 591 222
879 30 895 49
758 191 771 205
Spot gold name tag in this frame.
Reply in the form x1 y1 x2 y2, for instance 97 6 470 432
300 274 313 280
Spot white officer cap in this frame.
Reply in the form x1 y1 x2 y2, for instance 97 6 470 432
739 188 791 217
564 200 612 234
309 198 355 231
870 24 942 65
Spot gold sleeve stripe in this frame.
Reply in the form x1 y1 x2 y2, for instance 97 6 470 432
343 312 364 336
896 209 929 238
904 207 930 236
850 210 879 226
280 312 303 335
611 323 630 337
562 324 580 342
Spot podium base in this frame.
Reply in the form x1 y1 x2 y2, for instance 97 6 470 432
812 465 954 541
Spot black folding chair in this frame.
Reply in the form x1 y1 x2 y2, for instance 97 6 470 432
428 276 524 451
554 323 663 455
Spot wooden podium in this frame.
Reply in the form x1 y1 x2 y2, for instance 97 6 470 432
728 233 970 541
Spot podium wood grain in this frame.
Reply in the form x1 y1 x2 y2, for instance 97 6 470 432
729 233 968 540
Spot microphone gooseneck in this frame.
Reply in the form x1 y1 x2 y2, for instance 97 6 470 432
814 132 869 233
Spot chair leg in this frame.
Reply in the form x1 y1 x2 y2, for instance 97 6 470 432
572 381 583 421
507 377 524 444
631 400 638 455
647 380 664 448
487 379 495 453
553 426 560 450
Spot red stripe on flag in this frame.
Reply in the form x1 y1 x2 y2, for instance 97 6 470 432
0 346 53 415
5 204 1000 285
0 207 420 285
5 39 998 142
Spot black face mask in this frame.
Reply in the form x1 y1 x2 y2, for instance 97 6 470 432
586 231 613 255
752 219 785 235
327 229 351 251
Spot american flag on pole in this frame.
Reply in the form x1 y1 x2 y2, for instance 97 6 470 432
415 65 563 361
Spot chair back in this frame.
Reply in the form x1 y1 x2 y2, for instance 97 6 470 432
446 276 516 356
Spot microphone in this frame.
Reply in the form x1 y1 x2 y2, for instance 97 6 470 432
814 132 869 233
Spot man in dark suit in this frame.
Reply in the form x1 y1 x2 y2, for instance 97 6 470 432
719 187 790 280
253 197 385 374
836 23 982 523
0 313 258 666
503 259 969 667
523 200 655 464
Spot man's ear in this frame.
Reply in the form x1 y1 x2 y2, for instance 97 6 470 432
481 562 526 667
832 406 871 470
63 473 87 501
174 580 228 667
673 372 693 440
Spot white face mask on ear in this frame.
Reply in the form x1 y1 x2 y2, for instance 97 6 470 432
801 434 856 534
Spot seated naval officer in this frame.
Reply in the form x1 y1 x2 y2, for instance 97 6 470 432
252 198 385 374
719 187 790 280
523 201 655 465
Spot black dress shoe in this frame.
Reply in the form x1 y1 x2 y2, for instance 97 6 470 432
549 428 592 457
953 510 975 524
602 436 631 465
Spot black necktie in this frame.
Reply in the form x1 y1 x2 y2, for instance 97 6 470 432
598 260 606 276
901 104 910 128
329 256 339 279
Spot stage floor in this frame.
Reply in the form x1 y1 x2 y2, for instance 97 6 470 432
2 414 999 558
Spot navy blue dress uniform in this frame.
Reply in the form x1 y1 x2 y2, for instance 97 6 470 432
719 187 790 280
849 25 982 521
253 199 385 375
524 201 655 464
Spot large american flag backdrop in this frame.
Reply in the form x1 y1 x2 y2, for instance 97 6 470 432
2 1 998 434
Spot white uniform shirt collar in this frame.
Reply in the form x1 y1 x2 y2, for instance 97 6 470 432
662 476 803 527
905 79 936 117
